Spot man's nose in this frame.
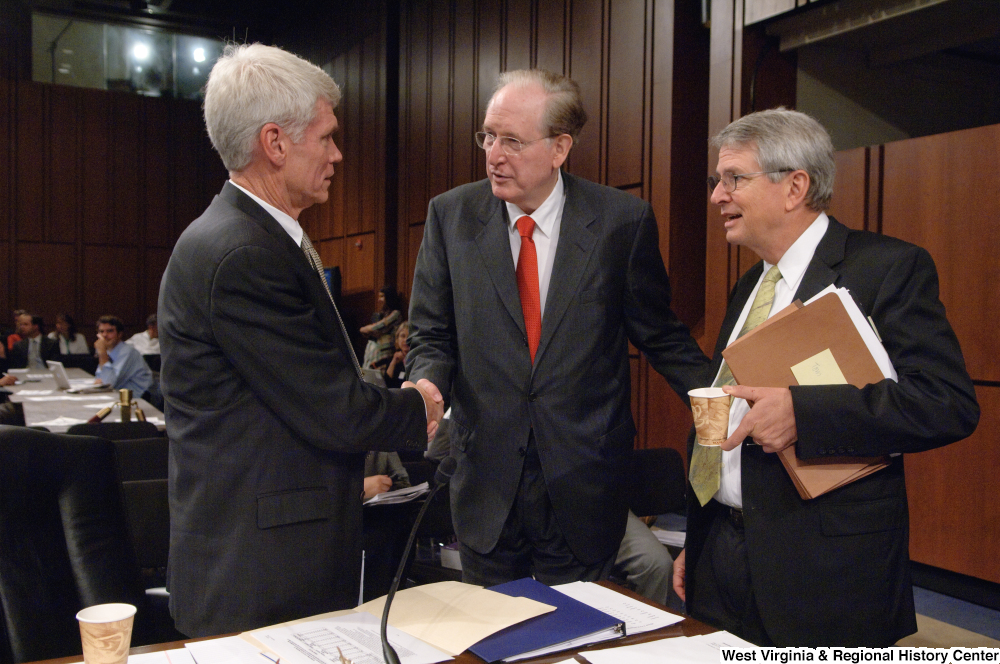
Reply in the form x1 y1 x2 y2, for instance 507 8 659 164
710 181 729 205
486 140 506 164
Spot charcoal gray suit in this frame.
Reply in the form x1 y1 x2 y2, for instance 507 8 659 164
407 172 710 570
159 183 427 636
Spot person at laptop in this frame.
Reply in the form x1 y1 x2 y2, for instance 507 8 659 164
7 312 60 370
93 315 152 396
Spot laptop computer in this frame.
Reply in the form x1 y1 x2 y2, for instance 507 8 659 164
46 360 72 389
46 360 112 393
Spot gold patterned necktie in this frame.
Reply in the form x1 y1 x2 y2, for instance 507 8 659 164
689 265 782 506
301 231 363 379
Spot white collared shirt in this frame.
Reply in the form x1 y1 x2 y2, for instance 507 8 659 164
229 180 303 246
505 171 566 316
715 213 830 508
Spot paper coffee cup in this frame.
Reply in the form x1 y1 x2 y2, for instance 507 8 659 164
688 387 732 446
77 603 136 664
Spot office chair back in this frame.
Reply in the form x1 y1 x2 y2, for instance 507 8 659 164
0 426 152 664
66 421 161 440
111 438 170 572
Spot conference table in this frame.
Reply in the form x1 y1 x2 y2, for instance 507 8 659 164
26 582 716 664
5 367 165 432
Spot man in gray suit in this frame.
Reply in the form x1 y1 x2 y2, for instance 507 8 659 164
159 43 440 636
407 69 710 586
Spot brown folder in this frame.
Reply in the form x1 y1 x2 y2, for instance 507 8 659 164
721 292 890 499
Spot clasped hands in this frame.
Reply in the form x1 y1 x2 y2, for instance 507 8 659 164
401 378 444 438
719 385 798 454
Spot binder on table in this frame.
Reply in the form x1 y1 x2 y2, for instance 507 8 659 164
468 577 625 662
721 292 890 499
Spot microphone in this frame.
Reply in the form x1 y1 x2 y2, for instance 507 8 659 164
380 456 457 664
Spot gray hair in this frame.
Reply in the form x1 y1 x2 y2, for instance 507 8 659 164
710 108 835 211
492 69 588 140
204 43 342 172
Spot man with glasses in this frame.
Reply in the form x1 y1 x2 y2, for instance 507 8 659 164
407 69 710 586
673 108 978 646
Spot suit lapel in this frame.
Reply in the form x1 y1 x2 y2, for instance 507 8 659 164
793 216 849 302
474 195 526 339
219 182 309 269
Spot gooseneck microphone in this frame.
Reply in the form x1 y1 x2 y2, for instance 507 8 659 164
380 456 457 664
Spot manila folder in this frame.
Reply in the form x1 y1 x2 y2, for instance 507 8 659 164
721 292 889 499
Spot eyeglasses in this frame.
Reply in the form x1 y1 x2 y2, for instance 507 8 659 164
475 132 557 156
707 170 793 194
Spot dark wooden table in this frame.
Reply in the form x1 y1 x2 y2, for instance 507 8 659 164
28 582 715 664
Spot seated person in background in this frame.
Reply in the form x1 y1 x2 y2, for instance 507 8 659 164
360 286 402 371
126 313 160 355
363 450 411 500
94 315 153 396
48 312 89 354
6 309 26 351
8 312 60 370
384 321 410 388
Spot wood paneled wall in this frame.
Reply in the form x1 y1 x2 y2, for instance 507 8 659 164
0 79 224 337
708 2 999 585
394 0 710 454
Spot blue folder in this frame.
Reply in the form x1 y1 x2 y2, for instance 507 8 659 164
468 578 626 662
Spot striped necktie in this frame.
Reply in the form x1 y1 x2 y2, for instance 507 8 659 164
301 232 363 379
689 265 782 506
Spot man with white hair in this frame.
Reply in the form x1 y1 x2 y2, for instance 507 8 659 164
159 43 440 636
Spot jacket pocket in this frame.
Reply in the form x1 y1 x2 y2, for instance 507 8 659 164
819 497 904 537
257 486 332 529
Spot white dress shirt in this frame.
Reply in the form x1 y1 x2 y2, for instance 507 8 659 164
230 181 303 245
715 213 829 508
505 171 566 317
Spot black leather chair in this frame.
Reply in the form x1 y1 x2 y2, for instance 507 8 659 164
59 353 99 375
66 421 162 440
111 438 170 575
0 426 177 663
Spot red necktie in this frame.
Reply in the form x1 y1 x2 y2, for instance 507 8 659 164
515 215 541 363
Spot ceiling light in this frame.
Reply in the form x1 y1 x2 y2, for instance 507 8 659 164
193 47 205 62
133 43 150 60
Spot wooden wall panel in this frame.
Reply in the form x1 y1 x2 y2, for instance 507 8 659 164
907 385 1000 585
344 232 376 294
829 146 867 231
81 88 111 244
83 246 140 329
16 83 44 243
453 2 477 187
343 48 362 237
0 79 10 244
143 248 171 321
505 0 534 72
567 0 604 183
428 0 452 199
405 223 425 300
639 366 693 457
319 238 345 273
400 1 430 227
170 101 209 242
329 55 347 240
109 94 141 247
606 0 645 188
144 98 173 248
48 89 80 244
881 124 1000 382
16 243 76 325
477 0 503 130
361 31 381 235
0 243 7 318
535 0 566 74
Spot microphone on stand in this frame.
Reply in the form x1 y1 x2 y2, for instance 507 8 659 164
380 456 457 664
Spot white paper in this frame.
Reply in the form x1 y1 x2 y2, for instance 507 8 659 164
186 636 266 664
803 286 896 381
650 527 686 547
12 389 53 395
579 631 757 664
553 581 684 635
29 416 88 427
253 611 451 664
364 481 430 505
130 648 197 664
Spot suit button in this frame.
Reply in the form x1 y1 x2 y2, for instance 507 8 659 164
528 393 537 402
518 447 527 457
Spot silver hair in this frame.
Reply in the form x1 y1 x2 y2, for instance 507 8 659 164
203 43 341 172
492 69 587 139
710 107 835 211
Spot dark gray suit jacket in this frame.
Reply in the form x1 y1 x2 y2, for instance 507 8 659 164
407 173 710 565
684 217 979 646
159 183 426 636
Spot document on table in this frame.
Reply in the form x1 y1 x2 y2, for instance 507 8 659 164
248 612 451 664
132 648 197 664
578 631 757 664
552 581 684 635
187 635 273 664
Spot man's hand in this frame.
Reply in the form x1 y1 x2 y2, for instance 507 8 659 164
0 374 16 387
402 378 444 438
363 474 392 500
672 548 686 602
720 385 797 453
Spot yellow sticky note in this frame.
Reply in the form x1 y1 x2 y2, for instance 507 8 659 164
791 348 848 385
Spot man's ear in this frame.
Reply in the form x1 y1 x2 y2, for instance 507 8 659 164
785 170 811 211
258 123 287 167
551 134 573 169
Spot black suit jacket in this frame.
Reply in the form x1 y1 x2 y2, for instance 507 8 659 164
158 183 427 636
685 217 979 646
7 335 60 369
407 173 710 564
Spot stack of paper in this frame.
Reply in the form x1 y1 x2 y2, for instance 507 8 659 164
363 481 429 505
579 630 758 663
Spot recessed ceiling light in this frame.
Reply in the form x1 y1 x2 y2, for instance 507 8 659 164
133 43 150 60
193 47 205 62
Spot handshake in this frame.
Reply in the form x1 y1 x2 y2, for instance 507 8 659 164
401 378 445 438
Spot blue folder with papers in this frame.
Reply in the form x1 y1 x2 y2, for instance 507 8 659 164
468 577 626 662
